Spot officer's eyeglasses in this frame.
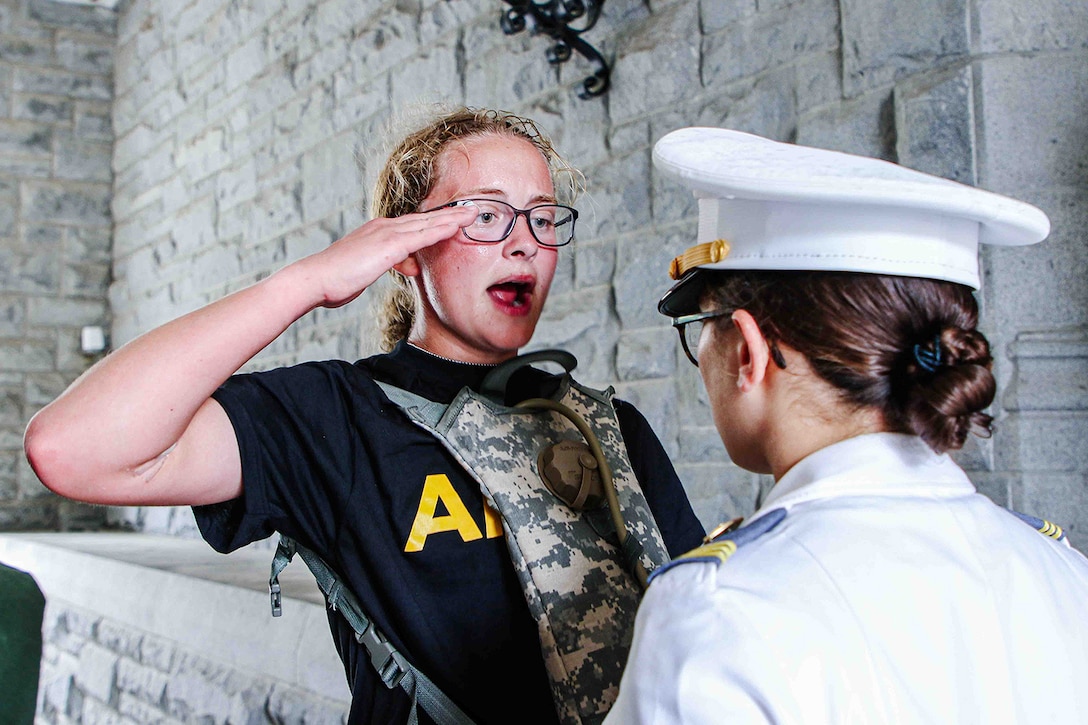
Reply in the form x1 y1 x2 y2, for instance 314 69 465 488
440 198 578 248
672 310 733 367
672 309 788 369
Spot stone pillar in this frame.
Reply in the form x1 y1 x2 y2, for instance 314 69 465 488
0 0 116 531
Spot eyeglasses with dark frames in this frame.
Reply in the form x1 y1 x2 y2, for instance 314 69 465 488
671 309 788 369
436 198 578 248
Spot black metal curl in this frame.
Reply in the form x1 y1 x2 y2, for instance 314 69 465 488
499 0 610 99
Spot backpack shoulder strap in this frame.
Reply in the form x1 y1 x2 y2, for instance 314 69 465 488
375 380 449 428
269 535 477 725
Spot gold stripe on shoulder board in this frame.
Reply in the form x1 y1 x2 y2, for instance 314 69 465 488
676 539 738 564
1039 519 1065 540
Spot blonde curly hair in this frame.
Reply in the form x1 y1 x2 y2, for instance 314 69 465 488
370 105 582 352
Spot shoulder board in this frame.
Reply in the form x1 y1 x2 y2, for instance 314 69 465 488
648 508 788 583
1008 509 1067 543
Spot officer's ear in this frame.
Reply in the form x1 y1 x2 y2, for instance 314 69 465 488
731 309 772 392
393 255 421 277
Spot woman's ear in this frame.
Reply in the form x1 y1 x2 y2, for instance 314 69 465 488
731 309 772 392
393 255 421 277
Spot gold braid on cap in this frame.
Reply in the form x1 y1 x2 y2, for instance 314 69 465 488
669 239 731 280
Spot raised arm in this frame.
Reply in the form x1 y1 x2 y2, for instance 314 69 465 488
24 207 474 507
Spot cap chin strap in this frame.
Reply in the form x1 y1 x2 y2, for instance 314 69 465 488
669 238 731 279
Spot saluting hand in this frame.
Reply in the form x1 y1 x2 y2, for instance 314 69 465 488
296 205 478 309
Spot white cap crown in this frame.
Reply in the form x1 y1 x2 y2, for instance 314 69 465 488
654 128 1050 315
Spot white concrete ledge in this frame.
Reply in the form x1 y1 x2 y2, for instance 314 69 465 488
0 532 351 704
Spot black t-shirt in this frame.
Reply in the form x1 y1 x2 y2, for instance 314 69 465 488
195 341 705 724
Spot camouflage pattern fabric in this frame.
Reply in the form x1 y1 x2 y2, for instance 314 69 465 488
391 377 669 725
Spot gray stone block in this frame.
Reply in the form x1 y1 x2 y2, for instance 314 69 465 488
115 657 169 709
94 620 143 660
25 371 71 407
13 67 112 101
55 130 113 183
28 0 118 35
976 0 1088 53
611 378 678 452
1005 329 1088 411
0 120 52 158
0 36 55 67
300 134 360 224
74 103 113 140
78 640 120 704
975 54 1088 192
0 179 14 237
702 0 838 90
616 326 677 381
13 94 75 123
894 65 975 184
0 297 23 337
0 340 54 372
798 89 895 160
224 32 268 96
841 0 968 98
678 423 729 463
22 181 111 226
581 150 651 240
700 0 757 33
463 34 555 109
0 387 17 426
137 630 176 674
27 296 107 327
531 285 619 384
265 685 349 725
173 0 227 49
608 2 700 124
967 471 1012 508
67 226 112 265
550 241 576 298
0 155 51 179
794 49 844 113
531 93 609 171
63 260 110 298
606 119 651 160
983 188 1088 331
614 226 688 329
995 411 1088 474
117 695 185 725
0 243 61 293
696 66 799 142
419 0 486 45
56 34 115 75
346 3 428 83
574 240 615 289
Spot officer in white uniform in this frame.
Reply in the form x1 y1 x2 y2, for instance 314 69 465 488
606 128 1088 724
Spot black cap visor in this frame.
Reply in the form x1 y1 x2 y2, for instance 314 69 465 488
657 268 709 318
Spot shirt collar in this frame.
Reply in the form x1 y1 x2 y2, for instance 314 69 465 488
752 432 975 522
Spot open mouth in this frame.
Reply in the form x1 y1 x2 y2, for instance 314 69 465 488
488 279 535 311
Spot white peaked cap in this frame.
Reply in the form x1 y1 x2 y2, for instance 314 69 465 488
654 127 1050 317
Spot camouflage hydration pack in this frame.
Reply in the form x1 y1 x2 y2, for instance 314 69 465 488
377 350 670 725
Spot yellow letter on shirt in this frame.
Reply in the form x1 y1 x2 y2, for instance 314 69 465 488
404 474 483 552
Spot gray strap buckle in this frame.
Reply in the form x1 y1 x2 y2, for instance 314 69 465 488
357 622 410 689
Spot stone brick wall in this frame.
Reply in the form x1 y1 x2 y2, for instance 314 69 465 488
101 0 1088 539
1 532 351 725
0 0 115 531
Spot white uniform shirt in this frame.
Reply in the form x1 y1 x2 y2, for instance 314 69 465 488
606 433 1088 724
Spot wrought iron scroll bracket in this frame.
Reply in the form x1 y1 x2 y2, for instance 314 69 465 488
499 1 610 99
